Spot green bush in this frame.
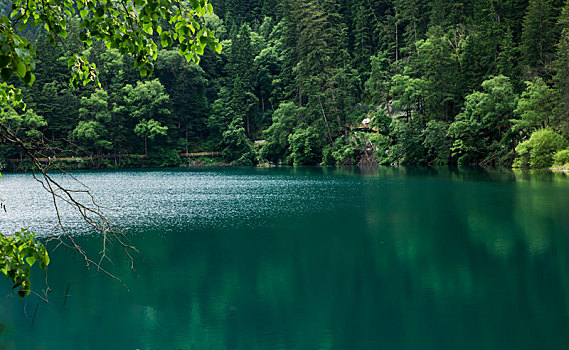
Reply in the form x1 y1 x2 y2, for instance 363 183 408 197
332 143 356 165
99 158 114 169
194 156 221 165
321 144 334 165
553 150 569 168
288 126 323 165
389 120 425 165
322 136 357 165
233 149 257 166
147 148 182 167
513 129 568 168
221 120 256 165
422 120 452 165
259 102 299 165
372 134 394 165
118 155 143 168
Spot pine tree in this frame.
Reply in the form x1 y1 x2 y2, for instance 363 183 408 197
553 0 569 132
429 0 474 28
393 0 428 56
292 0 353 143
226 24 256 91
351 2 374 75
520 0 557 79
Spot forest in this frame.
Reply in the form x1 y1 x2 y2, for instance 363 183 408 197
3 0 569 169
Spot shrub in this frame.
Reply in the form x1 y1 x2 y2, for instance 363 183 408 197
389 120 425 165
119 155 143 168
259 102 299 164
553 150 569 168
513 129 568 168
322 136 357 165
147 148 182 167
233 149 257 166
422 120 452 165
221 120 255 165
288 126 323 165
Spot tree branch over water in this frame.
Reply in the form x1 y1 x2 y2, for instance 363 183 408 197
0 0 220 297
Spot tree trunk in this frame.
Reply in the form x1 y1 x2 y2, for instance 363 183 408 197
319 96 334 144
246 114 250 135
261 94 265 113
395 23 399 62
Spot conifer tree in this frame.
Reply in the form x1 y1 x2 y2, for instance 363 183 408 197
553 0 569 130
520 0 557 78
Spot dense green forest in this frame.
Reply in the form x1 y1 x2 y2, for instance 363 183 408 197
4 0 569 168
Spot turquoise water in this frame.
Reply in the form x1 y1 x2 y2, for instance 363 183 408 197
1 167 569 349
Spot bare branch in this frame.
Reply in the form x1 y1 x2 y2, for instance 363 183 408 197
0 121 137 291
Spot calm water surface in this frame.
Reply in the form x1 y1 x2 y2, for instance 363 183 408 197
1 167 569 349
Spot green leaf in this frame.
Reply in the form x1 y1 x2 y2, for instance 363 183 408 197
25 257 36 267
23 72 35 85
16 61 26 77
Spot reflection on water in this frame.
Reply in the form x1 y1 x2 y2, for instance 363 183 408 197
1 167 569 349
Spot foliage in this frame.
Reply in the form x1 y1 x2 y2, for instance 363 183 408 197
123 80 172 122
0 0 220 112
134 119 168 140
134 119 168 154
288 125 323 166
422 120 452 165
553 149 569 168
520 0 557 79
0 108 46 139
448 75 518 165
79 89 111 123
513 129 568 168
147 147 182 167
553 1 569 132
72 120 112 150
414 27 461 119
0 229 49 298
322 136 357 165
389 119 425 165
5 0 569 171
389 74 427 119
260 102 298 164
364 52 390 105
221 119 255 165
512 78 556 135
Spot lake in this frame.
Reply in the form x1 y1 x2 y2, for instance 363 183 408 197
1 167 569 349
